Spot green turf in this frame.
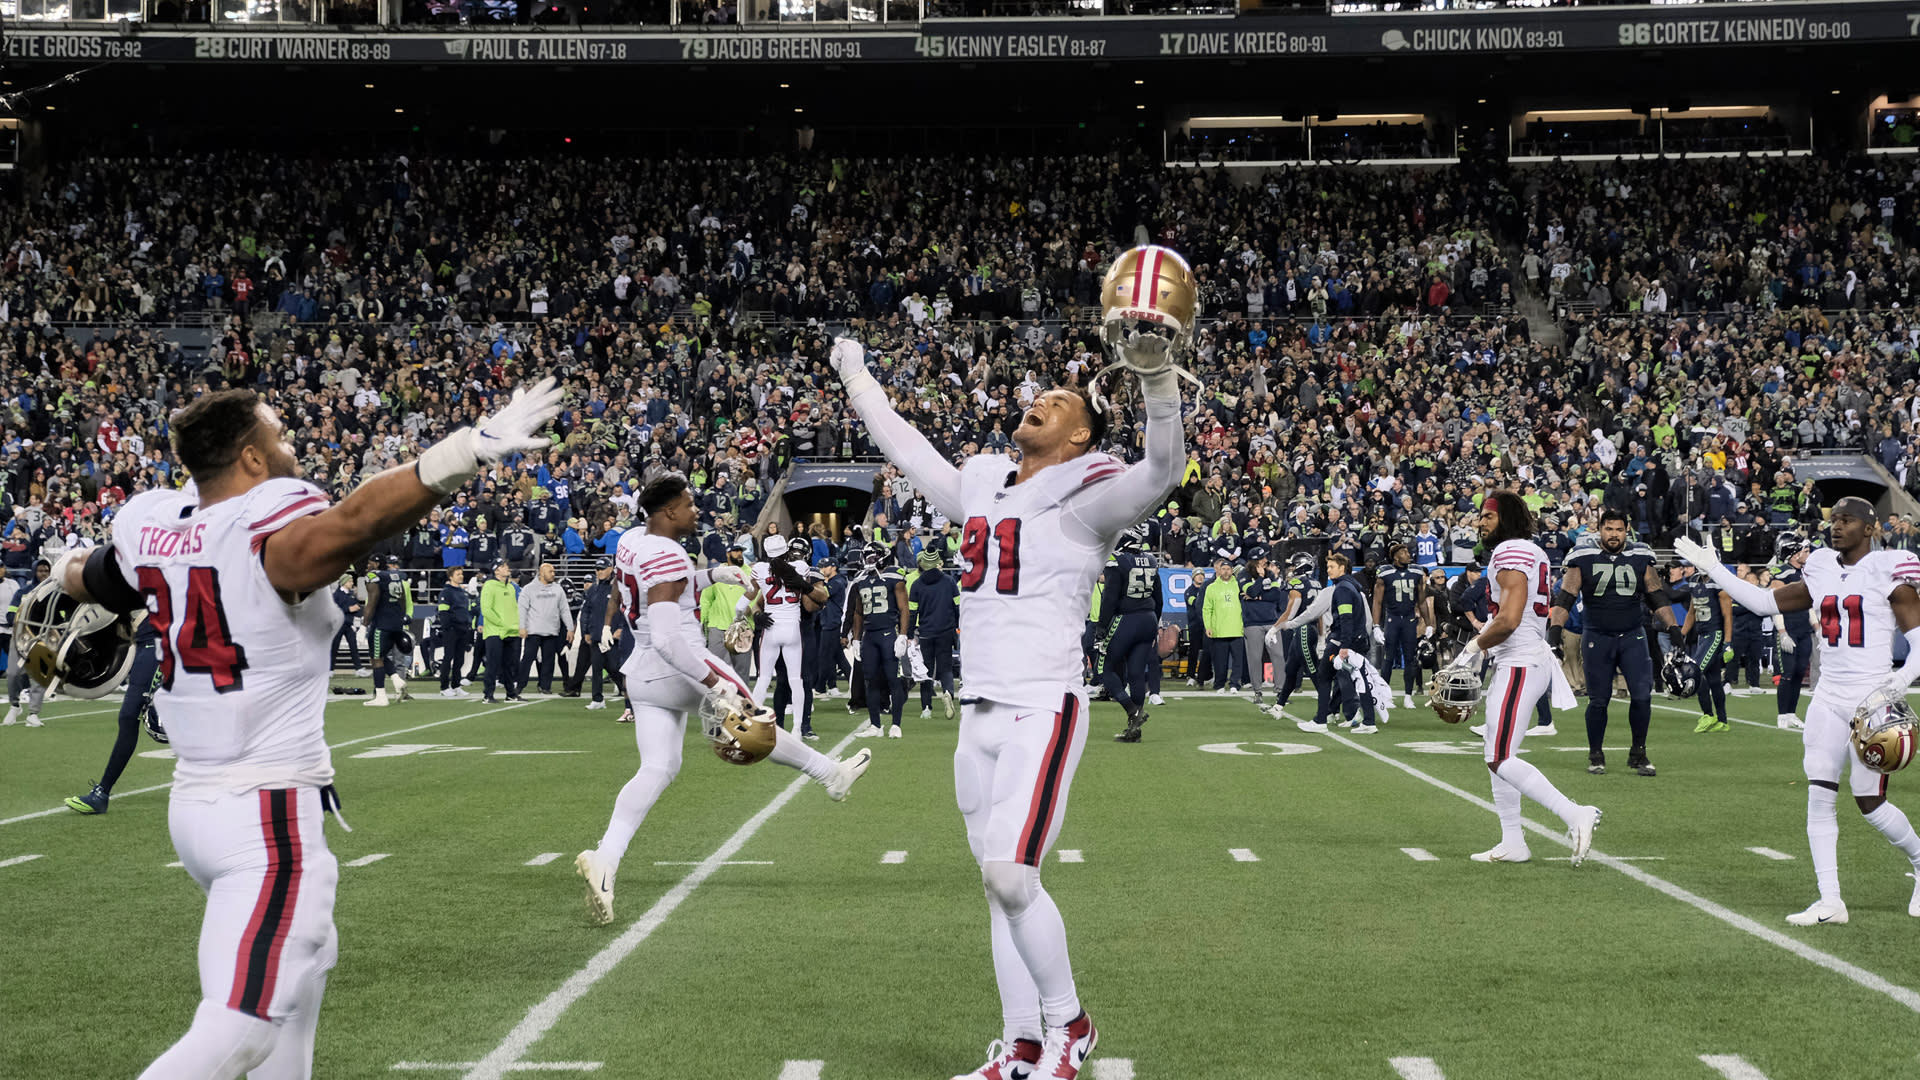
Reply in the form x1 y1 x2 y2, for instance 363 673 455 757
6 681 1920 1080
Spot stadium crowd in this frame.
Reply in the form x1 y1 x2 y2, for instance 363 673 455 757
3 150 1920 596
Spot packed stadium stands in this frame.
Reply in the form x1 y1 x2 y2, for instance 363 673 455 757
3 149 1919 592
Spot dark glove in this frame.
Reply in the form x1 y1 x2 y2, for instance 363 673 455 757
1667 626 1685 650
1546 622 1564 660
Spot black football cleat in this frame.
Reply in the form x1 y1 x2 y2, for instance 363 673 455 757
1587 752 1606 775
1114 707 1147 743
1628 751 1657 777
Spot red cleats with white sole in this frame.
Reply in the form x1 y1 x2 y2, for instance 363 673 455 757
1034 1013 1097 1079
951 1038 1041 1080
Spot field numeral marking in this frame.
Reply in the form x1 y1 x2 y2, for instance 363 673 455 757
881 850 908 864
1699 1055 1773 1080
1092 1060 1135 1080
1229 848 1261 863
1746 847 1795 861
1058 849 1085 863
1389 1057 1446 1080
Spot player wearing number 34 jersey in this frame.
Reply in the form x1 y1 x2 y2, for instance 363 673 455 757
1673 496 1920 927
832 244 1191 1080
39 380 564 1079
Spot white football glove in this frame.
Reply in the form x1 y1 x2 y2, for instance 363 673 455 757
894 635 910 661
1777 632 1795 655
1371 626 1386 646
702 681 751 718
831 337 879 397
1670 536 1718 573
1264 626 1281 650
599 626 615 652
417 376 564 494
1115 329 1173 375
1450 638 1483 669
708 565 745 588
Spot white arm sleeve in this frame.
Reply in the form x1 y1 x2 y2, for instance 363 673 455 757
847 383 965 522
1697 561 1781 617
1063 375 1185 545
1894 627 1920 689
648 601 714 689
1282 588 1334 630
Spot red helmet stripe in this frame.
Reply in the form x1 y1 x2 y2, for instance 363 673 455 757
1128 247 1148 307
1147 248 1166 313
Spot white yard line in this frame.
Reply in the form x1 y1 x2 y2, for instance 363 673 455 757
1228 848 1260 862
344 853 392 868
1400 848 1439 862
1325 731 1920 1015
525 853 563 867
0 702 528 827
1698 1055 1772 1080
389 1064 601 1073
1746 847 1796 861
1091 1060 1135 1080
1057 849 1085 863
776 1063 824 1080
1388 1057 1447 1080
0 853 44 868
455 731 861 1080
1647 701 1788 732
880 850 908 864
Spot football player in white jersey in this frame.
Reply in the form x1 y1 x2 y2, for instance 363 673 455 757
1674 497 1920 925
41 380 562 1079
575 474 870 927
746 533 826 733
1446 491 1603 866
831 244 1191 1080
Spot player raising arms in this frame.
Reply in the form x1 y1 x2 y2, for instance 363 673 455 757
1672 497 1920 925
1549 509 1683 777
33 380 562 1079
575 474 870 926
1436 491 1600 865
832 244 1189 1080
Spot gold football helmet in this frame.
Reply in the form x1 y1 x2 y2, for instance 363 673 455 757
1852 686 1918 774
699 687 779 766
1430 664 1485 725
722 612 755 655
1091 244 1203 411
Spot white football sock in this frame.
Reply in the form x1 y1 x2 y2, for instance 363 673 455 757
1491 772 1526 851
985 861 1082 1029
1808 785 1841 904
136 999 277 1080
767 726 836 785
595 706 684 867
986 891 1043 1044
1865 801 1920 869
1494 757 1579 827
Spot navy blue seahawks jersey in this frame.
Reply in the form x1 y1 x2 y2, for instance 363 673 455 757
1103 552 1162 617
851 570 905 635
1285 575 1321 620
366 568 409 629
1378 566 1423 619
1772 565 1814 635
1565 538 1657 634
1683 576 1725 631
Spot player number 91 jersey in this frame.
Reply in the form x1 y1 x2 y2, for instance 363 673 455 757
1802 548 1920 702
1486 539 1553 664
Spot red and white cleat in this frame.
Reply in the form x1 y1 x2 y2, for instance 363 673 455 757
950 1038 1041 1080
1034 1013 1097 1079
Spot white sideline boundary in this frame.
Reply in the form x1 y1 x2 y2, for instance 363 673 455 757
453 731 861 1080
0 702 529 827
1325 731 1920 1015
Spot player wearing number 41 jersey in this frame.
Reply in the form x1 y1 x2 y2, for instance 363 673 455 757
833 244 1190 1080
39 380 565 1079
1674 497 1920 927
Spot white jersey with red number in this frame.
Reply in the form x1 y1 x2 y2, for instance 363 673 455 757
1486 538 1553 665
954 451 1128 711
1804 547 1920 704
108 478 343 798
750 559 805 624
612 530 702 653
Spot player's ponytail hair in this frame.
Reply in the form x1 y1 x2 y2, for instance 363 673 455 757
170 389 265 480
1482 489 1536 550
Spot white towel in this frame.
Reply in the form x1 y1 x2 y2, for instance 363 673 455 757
1333 651 1395 725
1502 639 1578 711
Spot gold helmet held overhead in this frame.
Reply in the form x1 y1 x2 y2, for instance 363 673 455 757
1100 244 1198 355
1852 686 1919 774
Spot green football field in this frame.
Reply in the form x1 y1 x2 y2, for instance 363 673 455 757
6 679 1920 1080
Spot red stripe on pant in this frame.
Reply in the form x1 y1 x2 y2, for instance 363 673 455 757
1016 694 1079 867
228 788 304 1020
1492 668 1527 765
